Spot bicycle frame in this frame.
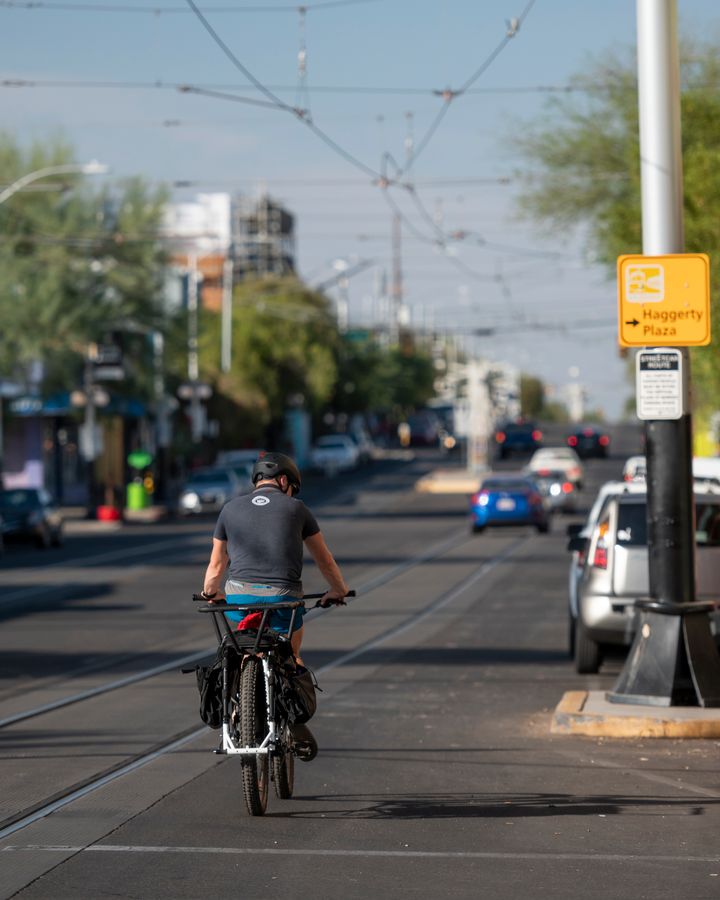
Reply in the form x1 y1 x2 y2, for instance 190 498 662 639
198 600 303 758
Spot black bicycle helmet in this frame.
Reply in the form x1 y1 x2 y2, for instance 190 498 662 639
251 451 302 495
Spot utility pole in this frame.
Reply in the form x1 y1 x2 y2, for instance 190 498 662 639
609 0 720 707
187 253 203 444
391 213 402 345
82 346 98 517
221 250 234 373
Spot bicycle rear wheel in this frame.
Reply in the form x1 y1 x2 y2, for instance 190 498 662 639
239 657 269 816
272 725 295 799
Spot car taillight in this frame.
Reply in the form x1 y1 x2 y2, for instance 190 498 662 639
568 435 578 447
562 482 573 494
599 435 610 446
569 467 581 479
532 430 542 441
495 431 506 443
583 428 593 437
472 491 489 506
592 544 608 569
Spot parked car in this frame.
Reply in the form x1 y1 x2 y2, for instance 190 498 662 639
349 429 375 465
568 485 720 673
527 447 584 489
178 466 245 515
622 455 646 482
310 434 360 473
407 411 442 447
469 474 550 534
566 425 610 458
532 468 578 514
566 480 647 656
0 488 63 548
494 420 542 459
622 455 720 489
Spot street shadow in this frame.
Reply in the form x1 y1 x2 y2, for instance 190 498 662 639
286 790 714 820
0 583 123 624
306 645 569 669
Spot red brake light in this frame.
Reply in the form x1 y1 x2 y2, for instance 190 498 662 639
532 430 542 441
568 435 578 447
599 435 610 446
583 428 593 436
592 545 608 569
562 482 573 494
495 431 506 443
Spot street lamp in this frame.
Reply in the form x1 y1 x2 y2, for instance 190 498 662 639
0 160 109 206
0 160 109 488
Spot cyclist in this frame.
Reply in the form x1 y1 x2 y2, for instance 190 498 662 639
199 450 349 666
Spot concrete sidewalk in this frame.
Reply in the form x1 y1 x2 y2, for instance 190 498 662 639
552 690 720 738
415 467 485 494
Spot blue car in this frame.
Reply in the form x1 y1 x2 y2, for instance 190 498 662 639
470 475 550 534
494 421 542 459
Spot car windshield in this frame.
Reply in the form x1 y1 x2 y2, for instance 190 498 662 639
188 470 231 485
482 479 531 493
504 423 534 434
0 489 41 510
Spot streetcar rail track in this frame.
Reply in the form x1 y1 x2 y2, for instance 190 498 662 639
0 524 472 731
0 531 530 842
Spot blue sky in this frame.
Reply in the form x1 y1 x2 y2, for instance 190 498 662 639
3 0 720 419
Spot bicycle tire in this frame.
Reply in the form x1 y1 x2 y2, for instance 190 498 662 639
239 657 269 816
272 726 295 799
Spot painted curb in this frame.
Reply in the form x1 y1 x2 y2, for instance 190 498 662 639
551 690 720 738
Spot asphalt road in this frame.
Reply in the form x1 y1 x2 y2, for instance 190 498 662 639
2 428 720 899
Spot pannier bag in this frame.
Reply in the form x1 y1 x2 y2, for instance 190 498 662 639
183 648 226 730
281 665 320 724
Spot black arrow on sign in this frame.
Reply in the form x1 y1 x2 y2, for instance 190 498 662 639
625 318 640 327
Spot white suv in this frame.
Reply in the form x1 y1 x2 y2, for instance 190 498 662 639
568 485 720 673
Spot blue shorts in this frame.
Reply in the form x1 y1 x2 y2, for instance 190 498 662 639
225 593 305 633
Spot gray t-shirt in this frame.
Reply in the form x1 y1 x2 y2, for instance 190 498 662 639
213 485 320 592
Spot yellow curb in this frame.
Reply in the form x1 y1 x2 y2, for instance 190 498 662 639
415 470 482 494
551 691 720 738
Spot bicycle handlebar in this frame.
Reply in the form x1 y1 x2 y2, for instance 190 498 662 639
192 590 356 612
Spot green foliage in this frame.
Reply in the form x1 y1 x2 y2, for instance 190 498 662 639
199 277 339 444
520 373 569 422
514 43 720 413
0 133 169 394
332 336 436 415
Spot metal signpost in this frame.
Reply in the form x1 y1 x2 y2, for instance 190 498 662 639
609 0 720 707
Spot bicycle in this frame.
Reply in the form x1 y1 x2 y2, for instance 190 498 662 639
193 591 353 816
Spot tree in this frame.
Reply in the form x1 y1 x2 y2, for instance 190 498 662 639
0 133 169 395
513 42 720 418
199 277 339 446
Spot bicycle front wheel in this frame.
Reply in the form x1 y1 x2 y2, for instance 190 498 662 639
239 657 269 816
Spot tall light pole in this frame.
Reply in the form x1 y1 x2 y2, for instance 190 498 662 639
0 160 109 488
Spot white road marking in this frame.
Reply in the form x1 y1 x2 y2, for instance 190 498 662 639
2 845 718 864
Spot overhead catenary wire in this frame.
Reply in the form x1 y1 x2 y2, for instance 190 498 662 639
0 0 377 13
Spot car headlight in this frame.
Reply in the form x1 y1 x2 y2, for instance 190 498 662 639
180 491 200 509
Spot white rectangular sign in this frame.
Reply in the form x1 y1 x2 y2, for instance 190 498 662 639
636 349 684 420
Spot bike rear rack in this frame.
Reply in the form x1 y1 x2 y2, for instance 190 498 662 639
197 602 304 757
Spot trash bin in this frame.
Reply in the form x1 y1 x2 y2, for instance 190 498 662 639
126 480 149 511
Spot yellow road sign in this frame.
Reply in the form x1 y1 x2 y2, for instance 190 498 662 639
617 253 711 347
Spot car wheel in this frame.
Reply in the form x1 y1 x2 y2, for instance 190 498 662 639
36 526 52 549
51 527 63 548
568 615 577 659
574 620 602 674
471 524 485 534
536 521 550 534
